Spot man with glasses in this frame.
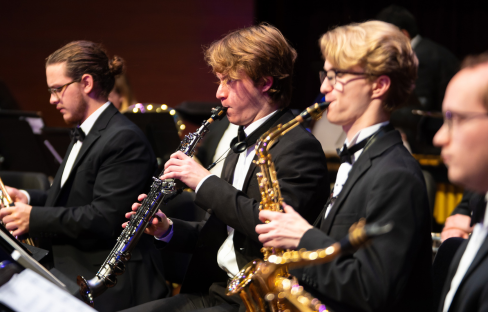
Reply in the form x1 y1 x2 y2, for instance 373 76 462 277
256 21 432 312
0 41 168 311
434 53 488 312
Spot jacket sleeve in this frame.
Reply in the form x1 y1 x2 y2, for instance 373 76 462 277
294 167 431 312
194 130 329 243
29 128 157 240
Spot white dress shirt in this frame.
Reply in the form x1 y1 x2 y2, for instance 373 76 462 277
216 111 277 277
61 102 111 187
158 110 279 277
442 192 488 312
209 122 239 178
324 121 389 219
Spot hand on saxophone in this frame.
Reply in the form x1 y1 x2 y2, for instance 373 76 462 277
160 151 211 190
3 186 29 204
0 202 32 236
122 193 172 238
255 202 313 250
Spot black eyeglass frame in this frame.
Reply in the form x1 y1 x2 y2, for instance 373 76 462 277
319 69 376 86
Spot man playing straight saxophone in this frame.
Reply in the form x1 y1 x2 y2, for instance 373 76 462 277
121 23 329 312
256 21 432 312
0 41 168 311
433 53 488 312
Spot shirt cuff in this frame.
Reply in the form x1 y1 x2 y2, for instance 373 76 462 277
195 174 215 193
20 190 31 205
154 219 174 242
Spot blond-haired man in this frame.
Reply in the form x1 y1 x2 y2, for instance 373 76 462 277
122 24 329 312
256 21 432 312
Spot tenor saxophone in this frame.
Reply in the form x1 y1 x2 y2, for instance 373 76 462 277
77 106 227 307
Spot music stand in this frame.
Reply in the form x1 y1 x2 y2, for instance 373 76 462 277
0 110 62 176
123 111 181 166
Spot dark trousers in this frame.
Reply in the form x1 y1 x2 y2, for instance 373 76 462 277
118 292 240 312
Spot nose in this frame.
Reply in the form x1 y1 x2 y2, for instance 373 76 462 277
433 122 449 147
49 93 59 105
320 77 333 95
216 82 227 101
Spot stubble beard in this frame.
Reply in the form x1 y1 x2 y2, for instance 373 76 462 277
64 94 88 126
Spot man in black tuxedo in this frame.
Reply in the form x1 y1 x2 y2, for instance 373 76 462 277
122 24 329 312
0 41 168 311
376 5 460 154
256 21 432 312
433 53 488 312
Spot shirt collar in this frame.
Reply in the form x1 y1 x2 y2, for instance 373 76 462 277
79 101 111 135
242 110 279 137
345 121 390 147
411 35 422 49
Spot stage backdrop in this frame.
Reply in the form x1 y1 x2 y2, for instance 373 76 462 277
0 0 254 127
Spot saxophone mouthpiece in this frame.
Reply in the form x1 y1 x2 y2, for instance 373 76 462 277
208 106 228 123
297 102 331 123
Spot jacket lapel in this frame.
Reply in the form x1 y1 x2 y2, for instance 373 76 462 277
70 104 117 171
459 232 488 285
321 126 401 233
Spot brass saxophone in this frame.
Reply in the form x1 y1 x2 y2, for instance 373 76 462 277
0 177 36 246
77 106 227 307
228 219 393 312
226 102 392 311
226 102 329 311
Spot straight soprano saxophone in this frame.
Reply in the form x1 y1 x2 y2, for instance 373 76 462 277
77 106 227 307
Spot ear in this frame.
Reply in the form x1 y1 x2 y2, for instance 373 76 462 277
80 73 95 95
260 76 274 93
371 75 391 100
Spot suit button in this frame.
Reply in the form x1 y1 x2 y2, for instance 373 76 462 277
207 209 213 214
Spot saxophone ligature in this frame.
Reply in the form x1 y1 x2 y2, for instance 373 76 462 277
77 106 227 307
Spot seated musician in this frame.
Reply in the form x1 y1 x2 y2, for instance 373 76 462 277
256 21 432 312
0 41 168 311
121 23 329 312
433 53 488 312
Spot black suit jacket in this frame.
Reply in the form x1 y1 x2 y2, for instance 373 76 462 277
293 126 432 312
27 104 168 311
437 193 488 312
413 37 459 112
161 109 329 296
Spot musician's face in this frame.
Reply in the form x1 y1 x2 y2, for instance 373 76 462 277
320 60 374 133
434 66 488 193
46 62 88 126
215 71 271 127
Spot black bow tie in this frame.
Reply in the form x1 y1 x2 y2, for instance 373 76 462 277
237 126 246 142
70 127 85 143
336 136 372 164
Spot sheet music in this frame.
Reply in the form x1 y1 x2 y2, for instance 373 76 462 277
0 269 95 312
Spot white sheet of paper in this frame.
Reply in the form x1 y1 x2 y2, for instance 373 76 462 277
0 269 95 312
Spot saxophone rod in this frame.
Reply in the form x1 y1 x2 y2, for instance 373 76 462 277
0 177 14 207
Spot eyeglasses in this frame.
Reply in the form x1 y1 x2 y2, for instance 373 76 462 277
48 80 79 100
319 69 375 89
441 110 488 133
414 109 488 132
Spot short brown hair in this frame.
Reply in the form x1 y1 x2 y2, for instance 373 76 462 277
204 23 297 107
461 52 488 110
320 20 418 112
46 41 124 98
